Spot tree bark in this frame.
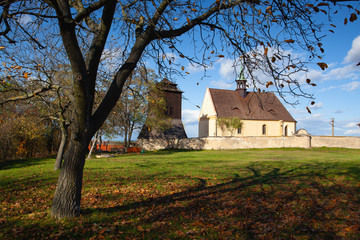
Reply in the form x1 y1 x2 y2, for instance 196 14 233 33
54 130 68 170
51 138 87 218
51 0 90 218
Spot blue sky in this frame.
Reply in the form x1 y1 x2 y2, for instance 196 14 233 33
175 11 360 138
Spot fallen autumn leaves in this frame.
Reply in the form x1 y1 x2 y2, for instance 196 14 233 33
1 148 359 239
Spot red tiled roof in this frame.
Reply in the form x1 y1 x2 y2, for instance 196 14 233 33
209 88 296 122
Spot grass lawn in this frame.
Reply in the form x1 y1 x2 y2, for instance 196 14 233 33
1 148 360 239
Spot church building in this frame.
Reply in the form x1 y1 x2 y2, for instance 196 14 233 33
199 74 296 137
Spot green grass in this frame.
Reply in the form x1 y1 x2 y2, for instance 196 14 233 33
1 148 360 239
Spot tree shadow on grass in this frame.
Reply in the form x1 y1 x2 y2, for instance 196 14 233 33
2 161 359 240
81 163 360 239
346 166 360 182
0 157 52 170
87 167 294 214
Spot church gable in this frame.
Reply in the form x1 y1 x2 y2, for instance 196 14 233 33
199 88 217 118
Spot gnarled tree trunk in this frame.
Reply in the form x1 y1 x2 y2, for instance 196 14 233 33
51 138 87 218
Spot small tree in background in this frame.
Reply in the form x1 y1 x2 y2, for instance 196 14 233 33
140 81 173 138
0 47 73 168
86 67 159 154
0 102 51 160
218 117 244 137
115 68 157 149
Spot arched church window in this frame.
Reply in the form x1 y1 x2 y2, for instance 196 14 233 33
262 124 266 135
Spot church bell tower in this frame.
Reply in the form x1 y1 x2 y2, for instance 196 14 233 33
236 69 247 98
138 78 187 139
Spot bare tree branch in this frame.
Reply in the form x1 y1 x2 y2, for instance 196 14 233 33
0 84 58 105
73 0 110 23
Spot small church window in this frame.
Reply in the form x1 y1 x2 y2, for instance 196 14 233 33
262 124 266 135
285 125 288 136
237 127 242 134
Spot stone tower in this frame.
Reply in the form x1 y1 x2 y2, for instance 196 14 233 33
138 78 187 139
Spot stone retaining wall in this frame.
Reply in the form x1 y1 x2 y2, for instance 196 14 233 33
138 135 360 151
311 136 360 149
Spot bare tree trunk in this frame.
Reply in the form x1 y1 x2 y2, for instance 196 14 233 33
104 141 109 152
124 129 128 150
99 136 102 152
127 122 135 149
87 131 99 159
51 139 87 218
54 131 68 170
127 130 132 149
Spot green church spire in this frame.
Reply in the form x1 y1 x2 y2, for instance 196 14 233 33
237 65 246 81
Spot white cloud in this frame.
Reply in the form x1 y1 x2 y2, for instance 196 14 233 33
340 81 360 91
212 39 360 97
300 69 325 84
218 58 236 80
344 122 358 128
210 80 233 89
299 113 323 120
101 47 123 71
163 52 177 61
182 109 200 138
299 36 360 93
186 64 203 73
321 81 360 92
309 102 323 110
288 108 307 116
296 36 360 89
186 62 212 74
296 117 330 136
344 129 360 135
184 123 198 138
18 14 33 25
344 35 360 64
336 120 360 136
182 109 200 124
327 65 359 81
301 64 359 87
311 113 323 119
294 116 359 136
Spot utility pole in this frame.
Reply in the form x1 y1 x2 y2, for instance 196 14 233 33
330 118 334 136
